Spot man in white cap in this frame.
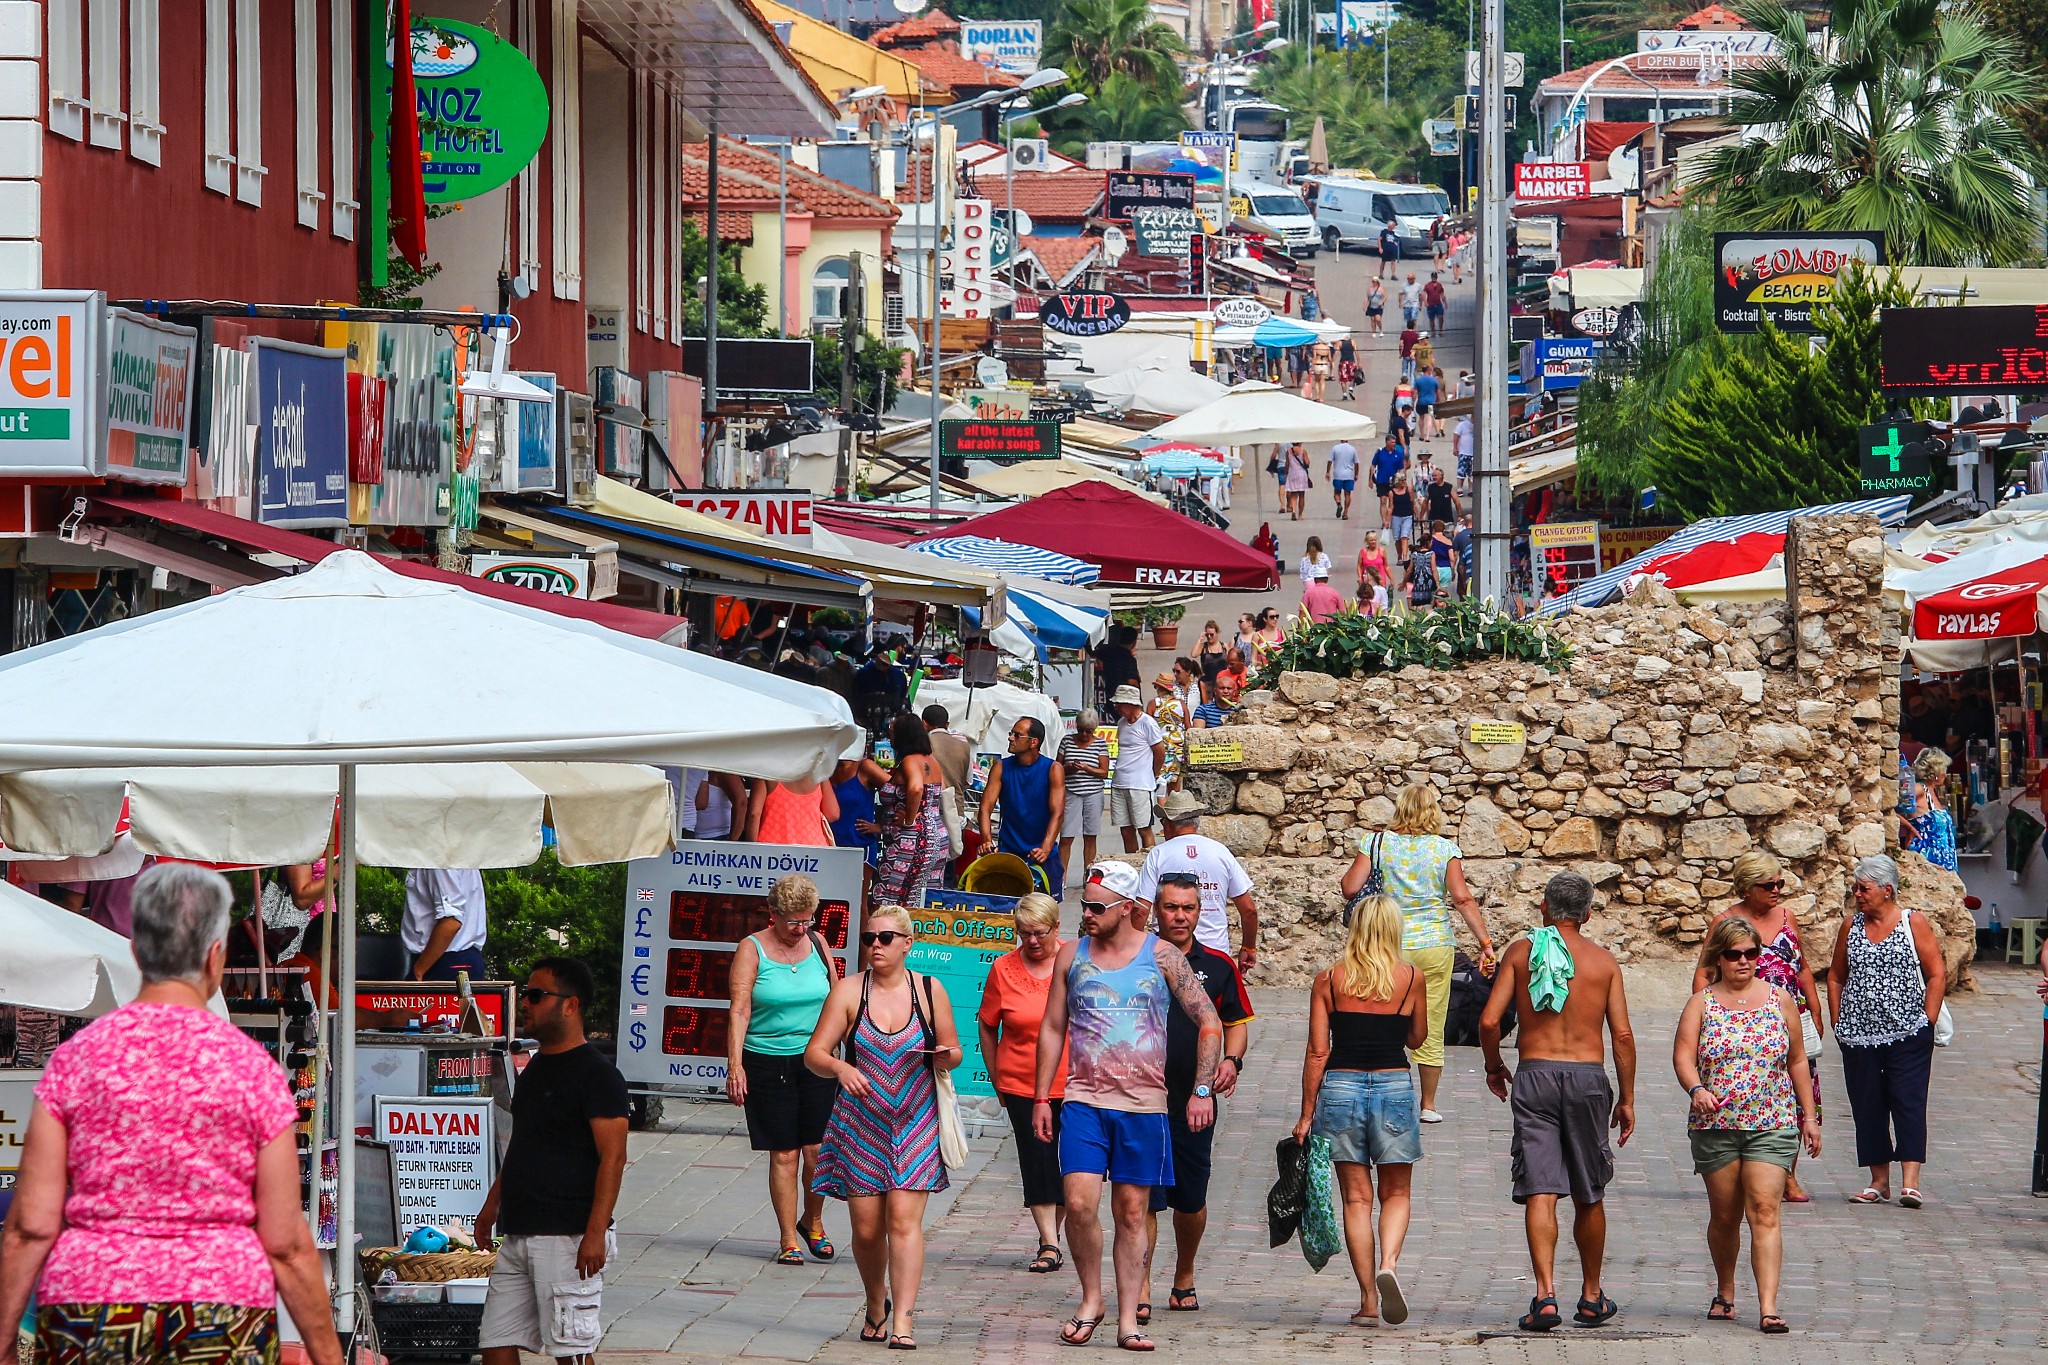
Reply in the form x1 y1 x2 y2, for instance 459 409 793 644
1034 861 1222 1353
1110 685 1164 853
1136 792 1260 973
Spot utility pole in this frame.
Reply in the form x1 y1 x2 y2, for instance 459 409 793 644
1475 0 1509 605
838 254 862 498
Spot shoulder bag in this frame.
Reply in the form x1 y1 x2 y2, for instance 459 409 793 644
911 973 971 1166
1343 831 1386 926
1901 908 1955 1047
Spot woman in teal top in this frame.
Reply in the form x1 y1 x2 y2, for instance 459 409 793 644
1340 782 1496 1123
727 874 841 1264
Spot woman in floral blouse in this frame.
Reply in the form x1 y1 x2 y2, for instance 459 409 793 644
1673 917 1821 1336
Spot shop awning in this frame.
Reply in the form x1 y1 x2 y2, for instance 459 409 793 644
938 481 1279 591
534 505 873 613
1910 552 2048 640
969 457 1166 504
84 496 686 640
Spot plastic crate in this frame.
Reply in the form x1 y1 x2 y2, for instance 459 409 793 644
368 1300 484 1361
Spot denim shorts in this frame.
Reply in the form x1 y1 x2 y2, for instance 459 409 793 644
1312 1069 1423 1166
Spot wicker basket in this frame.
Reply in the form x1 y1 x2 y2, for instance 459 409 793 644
359 1247 498 1283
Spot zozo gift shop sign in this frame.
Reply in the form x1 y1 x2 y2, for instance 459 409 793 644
384 19 549 203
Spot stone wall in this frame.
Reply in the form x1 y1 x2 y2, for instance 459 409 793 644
1183 515 1975 989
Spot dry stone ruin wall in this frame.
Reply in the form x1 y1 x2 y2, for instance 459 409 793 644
1181 515 1976 988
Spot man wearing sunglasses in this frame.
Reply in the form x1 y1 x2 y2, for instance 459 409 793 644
978 716 1067 899
477 958 630 1365
1477 873 1637 1334
1033 863 1223 1352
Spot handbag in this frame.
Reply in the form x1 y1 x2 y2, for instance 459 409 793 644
1344 832 1386 925
937 786 966 859
1901 908 1956 1047
1265 1137 1309 1248
1299 1134 1342 1272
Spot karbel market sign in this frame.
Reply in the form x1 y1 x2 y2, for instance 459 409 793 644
1514 161 1591 201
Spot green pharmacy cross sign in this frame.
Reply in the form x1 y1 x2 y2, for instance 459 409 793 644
1858 420 1935 494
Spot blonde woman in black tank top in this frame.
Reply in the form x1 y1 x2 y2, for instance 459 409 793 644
1295 895 1427 1329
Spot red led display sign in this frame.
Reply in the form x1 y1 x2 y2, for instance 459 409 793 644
1880 305 2048 396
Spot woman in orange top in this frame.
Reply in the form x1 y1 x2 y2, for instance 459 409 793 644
746 776 840 846
977 892 1070 1272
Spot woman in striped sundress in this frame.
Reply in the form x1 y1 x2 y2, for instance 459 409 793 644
805 906 962 1351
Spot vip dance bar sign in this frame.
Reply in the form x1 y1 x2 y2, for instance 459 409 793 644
1880 304 2048 395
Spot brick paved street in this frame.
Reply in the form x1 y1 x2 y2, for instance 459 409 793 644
598 961 2048 1365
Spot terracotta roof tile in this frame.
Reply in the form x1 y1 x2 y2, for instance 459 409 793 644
869 9 961 46
965 166 1104 222
1537 55 1748 93
684 210 758 243
1019 234 1100 287
894 45 1020 92
1677 4 1749 28
678 138 900 224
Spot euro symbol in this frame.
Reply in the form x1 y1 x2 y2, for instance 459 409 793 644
630 964 651 994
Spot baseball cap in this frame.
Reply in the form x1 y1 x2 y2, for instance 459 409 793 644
1160 791 1208 820
1084 861 1141 901
1111 685 1143 706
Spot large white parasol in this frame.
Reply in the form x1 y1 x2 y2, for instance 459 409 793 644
0 881 143 1017
1140 381 1378 447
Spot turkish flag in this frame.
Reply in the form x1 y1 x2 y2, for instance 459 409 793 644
389 0 430 269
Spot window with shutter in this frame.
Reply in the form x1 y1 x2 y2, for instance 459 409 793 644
294 0 323 227
48 0 85 141
633 70 649 331
203 0 233 192
234 0 265 204
331 0 356 237
652 90 668 342
550 0 581 300
513 0 539 289
129 0 163 165
86 0 124 148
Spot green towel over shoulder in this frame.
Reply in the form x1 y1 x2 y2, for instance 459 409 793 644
1527 926 1574 1013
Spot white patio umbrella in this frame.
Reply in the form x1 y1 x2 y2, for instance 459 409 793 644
0 550 856 1304
1141 381 1378 447
0 879 143 1017
1084 363 1232 416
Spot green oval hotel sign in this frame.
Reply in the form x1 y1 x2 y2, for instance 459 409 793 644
390 19 549 203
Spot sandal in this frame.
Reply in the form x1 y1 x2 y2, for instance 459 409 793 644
1519 1296 1562 1332
1760 1314 1789 1335
1348 1310 1378 1328
1707 1295 1736 1322
1134 1304 1151 1327
1060 1317 1102 1347
775 1246 805 1266
1573 1293 1619 1327
1117 1333 1155 1352
860 1299 893 1343
1375 1271 1408 1326
1900 1188 1924 1209
1849 1187 1890 1204
1028 1242 1064 1274
804 1225 836 1261
1168 1286 1199 1312
887 1335 918 1351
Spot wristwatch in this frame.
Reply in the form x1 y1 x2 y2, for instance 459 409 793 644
1193 1084 1213 1099
1224 1055 1245 1071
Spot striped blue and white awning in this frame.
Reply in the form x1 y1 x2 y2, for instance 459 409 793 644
965 583 1110 654
911 535 1101 585
1536 495 1913 615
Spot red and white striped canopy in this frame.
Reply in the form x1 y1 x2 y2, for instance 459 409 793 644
1911 553 2048 639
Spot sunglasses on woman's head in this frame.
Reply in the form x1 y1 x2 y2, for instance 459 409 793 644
1720 946 1764 962
860 930 907 947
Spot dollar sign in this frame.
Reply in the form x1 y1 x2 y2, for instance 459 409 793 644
629 1022 646 1051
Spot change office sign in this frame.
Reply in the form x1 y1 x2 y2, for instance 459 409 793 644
1714 231 1884 333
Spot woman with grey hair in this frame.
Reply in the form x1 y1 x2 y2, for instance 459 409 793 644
1828 855 1945 1209
0 864 342 1365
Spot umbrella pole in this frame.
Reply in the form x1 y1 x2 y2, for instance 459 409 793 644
333 763 360 1335
306 863 336 1241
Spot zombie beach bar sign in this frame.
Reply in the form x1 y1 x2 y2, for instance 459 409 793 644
1714 232 1884 333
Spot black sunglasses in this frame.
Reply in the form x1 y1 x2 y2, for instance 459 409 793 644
1157 872 1202 888
1755 879 1784 893
521 986 573 1004
1719 946 1764 962
860 930 908 947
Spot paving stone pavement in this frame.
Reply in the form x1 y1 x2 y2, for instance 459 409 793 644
598 962 2048 1364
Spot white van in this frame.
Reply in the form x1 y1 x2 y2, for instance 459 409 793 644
1233 179 1320 256
1309 178 1451 255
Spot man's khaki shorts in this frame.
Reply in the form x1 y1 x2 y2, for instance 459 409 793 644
477 1230 616 1358
1110 787 1154 830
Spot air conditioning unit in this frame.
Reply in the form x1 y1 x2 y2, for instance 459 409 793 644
1013 139 1050 172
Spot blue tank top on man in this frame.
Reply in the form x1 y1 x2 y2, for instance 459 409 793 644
996 753 1063 898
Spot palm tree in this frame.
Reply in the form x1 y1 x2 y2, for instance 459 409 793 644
1691 0 2046 266
1042 73 1187 154
1044 0 1186 93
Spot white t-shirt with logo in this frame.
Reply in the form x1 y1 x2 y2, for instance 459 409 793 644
1137 834 1256 953
1114 712 1164 789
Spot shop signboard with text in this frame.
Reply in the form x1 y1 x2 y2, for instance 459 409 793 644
1105 170 1196 222
1880 304 2048 396
1714 231 1884 333
616 842 865 1090
672 491 815 543
960 19 1041 75
373 1096 494 1226
942 198 995 319
0 1071 34 1223
939 419 1060 459
1513 162 1591 201
251 339 349 528
1518 336 1601 390
1530 520 1601 598
470 552 592 597
0 291 105 477
381 20 549 203
105 309 196 485
911 888 1019 1099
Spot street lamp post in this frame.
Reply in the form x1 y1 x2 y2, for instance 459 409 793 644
1206 26 1285 243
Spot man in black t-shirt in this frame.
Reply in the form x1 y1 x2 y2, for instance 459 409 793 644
477 957 631 1364
1143 872 1254 1316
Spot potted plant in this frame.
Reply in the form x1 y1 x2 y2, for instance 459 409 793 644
1147 602 1186 650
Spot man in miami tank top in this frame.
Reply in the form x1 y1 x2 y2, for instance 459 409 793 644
1031 862 1222 1352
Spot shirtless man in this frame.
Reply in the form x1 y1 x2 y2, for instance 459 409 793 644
1479 872 1636 1333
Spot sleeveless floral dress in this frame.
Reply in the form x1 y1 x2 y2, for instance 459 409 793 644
1691 988 1797 1133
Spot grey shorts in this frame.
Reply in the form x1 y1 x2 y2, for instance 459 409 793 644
1110 786 1154 829
1509 1059 1614 1205
1063 788 1104 837
478 1230 616 1357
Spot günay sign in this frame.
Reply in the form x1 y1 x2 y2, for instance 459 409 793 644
469 553 591 598
0 290 105 477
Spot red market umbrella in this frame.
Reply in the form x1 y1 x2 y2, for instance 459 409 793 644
1634 531 1782 590
1911 553 2048 639
936 482 1278 590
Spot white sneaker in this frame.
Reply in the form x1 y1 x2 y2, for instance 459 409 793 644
1419 1109 1444 1124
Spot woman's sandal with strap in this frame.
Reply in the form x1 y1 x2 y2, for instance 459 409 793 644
1060 1317 1102 1347
1707 1295 1736 1322
860 1299 893 1344
1168 1286 1200 1312
1028 1243 1063 1273
1760 1314 1790 1334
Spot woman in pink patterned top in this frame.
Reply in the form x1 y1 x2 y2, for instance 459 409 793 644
1672 917 1821 1337
0 865 342 1365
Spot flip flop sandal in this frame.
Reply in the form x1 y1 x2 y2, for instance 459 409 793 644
1375 1271 1408 1326
860 1300 893 1344
1849 1187 1890 1204
1134 1304 1151 1327
1348 1311 1379 1328
887 1335 918 1351
1900 1188 1924 1209
1708 1295 1736 1322
775 1246 806 1266
1573 1293 1619 1327
1519 1296 1562 1332
1060 1317 1102 1347
1117 1334 1155 1352
1783 1188 1812 1204
1760 1315 1790 1334
1028 1243 1064 1274
1168 1287 1200 1312
804 1227 836 1261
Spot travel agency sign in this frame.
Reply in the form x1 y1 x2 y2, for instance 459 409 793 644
0 291 105 477
384 19 550 202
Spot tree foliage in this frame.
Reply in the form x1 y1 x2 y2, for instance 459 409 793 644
1978 0 2048 164
1691 0 2046 266
676 218 770 338
1044 0 1186 92
810 329 906 419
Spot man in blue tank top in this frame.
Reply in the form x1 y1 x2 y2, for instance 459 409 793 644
1033 862 1221 1352
977 717 1067 900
